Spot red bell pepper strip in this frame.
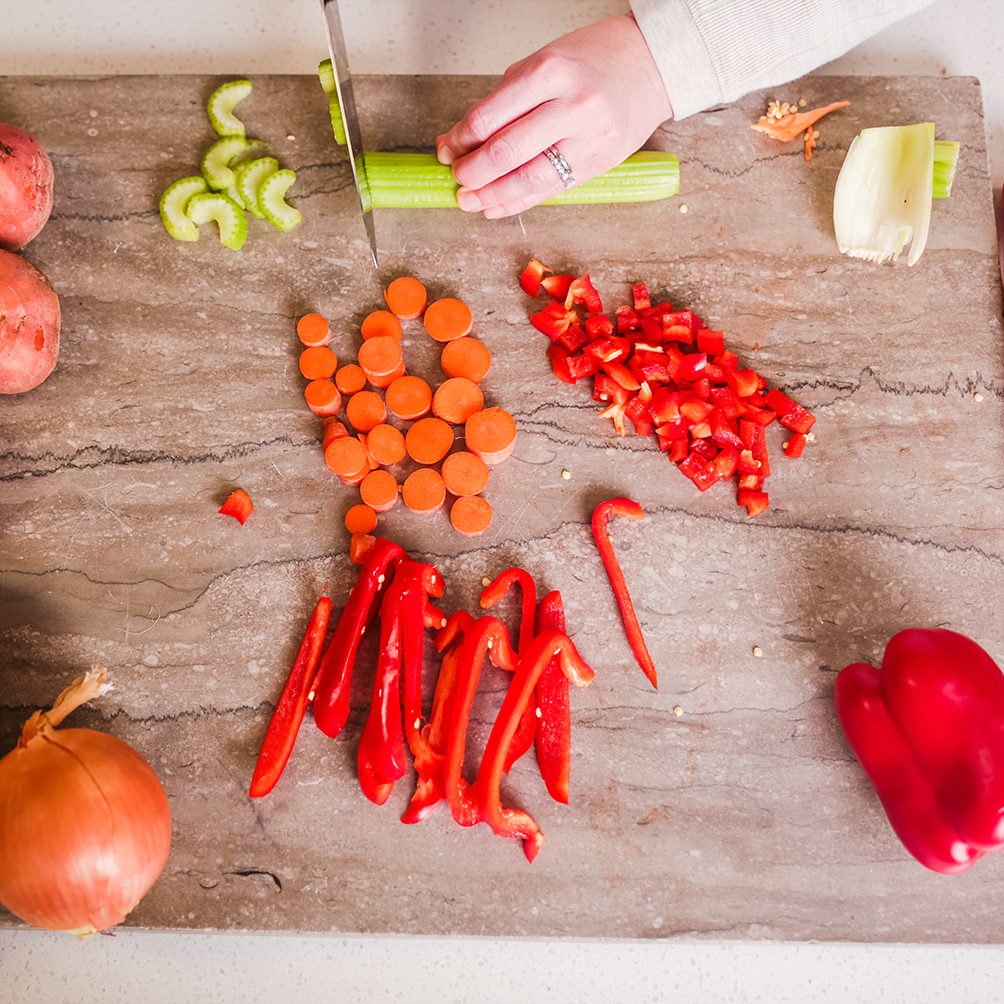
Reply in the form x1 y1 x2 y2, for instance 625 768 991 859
533 591 571 804
311 537 405 738
249 595 332 797
401 611 474 824
834 628 1004 872
357 558 446 805
440 615 517 827
474 630 595 862
591 498 658 689
480 568 538 773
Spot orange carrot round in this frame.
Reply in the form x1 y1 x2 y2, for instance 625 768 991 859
299 345 338 380
359 469 400 512
385 374 432 420
325 435 369 480
345 389 387 432
465 407 517 465
357 335 404 388
334 363 367 396
384 276 427 319
345 503 378 535
322 416 349 448
441 450 489 497
304 378 342 417
450 495 492 536
361 309 403 341
297 313 331 347
405 416 455 465
440 337 492 383
424 297 472 342
402 468 446 513
365 423 407 466
432 377 484 425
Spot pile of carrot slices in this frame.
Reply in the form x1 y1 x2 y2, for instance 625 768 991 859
295 276 517 539
519 259 816 517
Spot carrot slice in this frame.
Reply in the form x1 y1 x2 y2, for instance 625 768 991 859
345 503 378 535
424 297 472 342
322 416 349 448
361 309 403 341
299 345 338 380
450 495 492 536
441 337 492 383
465 407 516 465
441 450 489 497
385 276 427 319
432 377 484 424
402 468 446 513
335 363 367 396
385 374 432 420
357 335 404 388
304 378 342 417
357 431 380 471
325 435 369 479
405 416 455 465
345 389 387 432
297 313 331 347
365 423 407 466
359 469 400 512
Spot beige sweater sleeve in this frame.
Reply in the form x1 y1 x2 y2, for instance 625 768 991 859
630 0 937 120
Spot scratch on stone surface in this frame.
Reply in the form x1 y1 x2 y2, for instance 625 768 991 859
227 869 282 892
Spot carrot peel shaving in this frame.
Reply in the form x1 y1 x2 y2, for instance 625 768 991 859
751 101 850 161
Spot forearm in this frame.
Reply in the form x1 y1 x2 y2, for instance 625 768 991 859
631 0 938 120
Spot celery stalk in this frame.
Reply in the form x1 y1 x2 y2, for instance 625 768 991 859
832 122 959 267
361 151 680 209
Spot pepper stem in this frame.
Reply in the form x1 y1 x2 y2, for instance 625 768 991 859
19 667 109 746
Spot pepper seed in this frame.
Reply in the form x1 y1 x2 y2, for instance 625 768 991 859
975 392 985 402
673 705 683 717
753 645 763 657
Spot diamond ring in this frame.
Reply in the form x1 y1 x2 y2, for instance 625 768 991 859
543 145 576 189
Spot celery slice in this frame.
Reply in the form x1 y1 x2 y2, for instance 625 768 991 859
185 191 248 250
207 79 253 138
361 151 680 208
258 169 301 231
328 94 347 146
234 157 279 219
933 140 960 199
318 58 336 94
159 176 209 241
201 136 250 190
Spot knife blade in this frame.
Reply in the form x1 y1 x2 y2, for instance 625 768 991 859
319 0 378 267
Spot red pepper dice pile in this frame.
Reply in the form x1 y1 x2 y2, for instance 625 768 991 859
836 629 1004 874
250 537 594 862
519 259 816 517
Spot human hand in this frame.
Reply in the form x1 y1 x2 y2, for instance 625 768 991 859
436 14 672 219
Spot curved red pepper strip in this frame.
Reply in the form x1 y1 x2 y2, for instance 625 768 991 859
358 559 445 807
533 591 571 804
480 567 538 772
591 498 657 689
311 538 405 738
442 616 517 827
249 596 332 798
475 630 595 862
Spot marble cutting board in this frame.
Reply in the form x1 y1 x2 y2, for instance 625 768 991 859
1 72 1003 941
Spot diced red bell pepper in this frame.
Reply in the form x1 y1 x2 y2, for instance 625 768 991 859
715 349 740 369
679 397 715 427
713 443 740 479
726 367 761 399
593 373 630 407
615 305 640 333
689 436 718 461
742 405 778 428
649 386 685 424
779 402 816 435
680 450 720 491
565 275 603 313
584 336 629 362
520 258 550 297
637 316 663 344
709 384 745 419
667 438 689 463
737 489 769 517
566 351 599 382
784 432 807 457
555 322 589 354
585 312 614 339
678 352 707 382
710 409 743 451
219 489 253 524
656 419 688 449
546 342 574 384
764 387 795 416
601 360 641 392
632 282 651 311
540 273 573 300
696 330 725 355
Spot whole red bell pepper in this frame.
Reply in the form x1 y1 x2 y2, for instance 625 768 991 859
835 628 1004 874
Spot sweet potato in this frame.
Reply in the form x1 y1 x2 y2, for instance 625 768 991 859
0 124 54 253
0 249 60 393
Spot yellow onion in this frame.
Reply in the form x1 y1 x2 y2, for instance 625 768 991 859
0 668 171 937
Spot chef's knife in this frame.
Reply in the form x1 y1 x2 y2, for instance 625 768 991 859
319 0 378 267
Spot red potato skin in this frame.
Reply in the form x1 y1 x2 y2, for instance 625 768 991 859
0 124 54 253
0 249 61 393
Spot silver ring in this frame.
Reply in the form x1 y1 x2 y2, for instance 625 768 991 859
543 145 576 189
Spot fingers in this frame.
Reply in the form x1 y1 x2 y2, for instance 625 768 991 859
456 149 572 219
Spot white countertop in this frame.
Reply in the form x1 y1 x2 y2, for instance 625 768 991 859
1 2 1003 1001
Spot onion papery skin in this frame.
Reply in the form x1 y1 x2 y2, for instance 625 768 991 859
0 726 172 936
